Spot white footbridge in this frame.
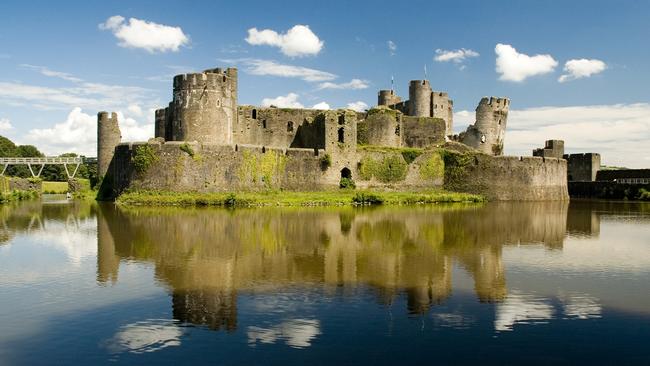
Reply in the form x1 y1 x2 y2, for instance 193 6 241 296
0 157 97 178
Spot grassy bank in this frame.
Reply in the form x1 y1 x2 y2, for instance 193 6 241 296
116 190 484 207
42 181 68 194
0 190 40 203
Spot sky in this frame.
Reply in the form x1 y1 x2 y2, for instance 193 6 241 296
0 0 648 167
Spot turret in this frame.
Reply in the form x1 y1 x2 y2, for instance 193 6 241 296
462 97 510 155
97 111 121 178
378 90 401 106
408 80 432 117
171 67 238 144
431 91 453 136
154 108 166 140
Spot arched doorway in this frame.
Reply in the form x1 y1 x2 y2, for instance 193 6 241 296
341 167 351 179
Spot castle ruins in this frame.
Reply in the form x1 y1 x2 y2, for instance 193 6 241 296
97 67 569 201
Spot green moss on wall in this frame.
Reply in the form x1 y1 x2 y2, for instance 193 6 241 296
418 153 444 180
238 150 288 189
358 154 408 183
400 148 423 164
441 149 474 187
132 145 159 173
356 120 369 145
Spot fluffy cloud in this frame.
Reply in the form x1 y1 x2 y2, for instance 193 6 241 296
99 15 189 53
434 48 479 63
346 101 368 112
317 79 369 90
388 40 397 56
127 103 143 117
558 58 606 82
0 118 13 131
495 44 558 82
232 59 336 82
261 93 304 108
311 102 331 110
454 103 650 167
245 25 323 57
21 107 153 156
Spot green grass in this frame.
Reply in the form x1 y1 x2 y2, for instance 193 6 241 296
0 190 40 203
42 181 68 194
116 189 485 207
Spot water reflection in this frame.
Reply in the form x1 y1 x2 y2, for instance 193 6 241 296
89 200 650 333
2 199 648 337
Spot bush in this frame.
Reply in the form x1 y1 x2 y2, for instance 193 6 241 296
179 143 195 157
352 192 383 205
400 148 423 164
639 188 650 201
132 145 159 173
320 154 332 170
339 177 356 189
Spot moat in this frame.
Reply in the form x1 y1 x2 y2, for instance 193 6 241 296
1 199 649 365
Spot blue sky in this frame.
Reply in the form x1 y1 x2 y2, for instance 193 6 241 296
0 0 648 167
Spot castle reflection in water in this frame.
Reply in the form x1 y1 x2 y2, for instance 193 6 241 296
0 199 637 332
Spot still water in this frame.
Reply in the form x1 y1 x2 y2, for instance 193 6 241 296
0 199 649 365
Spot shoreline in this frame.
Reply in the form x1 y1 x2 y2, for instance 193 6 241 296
115 190 485 207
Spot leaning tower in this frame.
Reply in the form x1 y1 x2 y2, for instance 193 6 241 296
462 97 510 155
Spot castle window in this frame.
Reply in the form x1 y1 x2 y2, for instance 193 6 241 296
338 114 345 125
223 75 226 82
262 119 267 128
216 99 221 107
480 135 486 143
252 109 257 119
287 121 294 132
338 127 345 143
262 146 266 153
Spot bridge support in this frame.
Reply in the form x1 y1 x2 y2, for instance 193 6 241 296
27 163 45 178
63 163 81 179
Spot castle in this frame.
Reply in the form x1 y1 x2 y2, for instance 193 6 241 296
97 67 568 201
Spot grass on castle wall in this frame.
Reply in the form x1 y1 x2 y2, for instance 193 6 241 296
116 189 484 207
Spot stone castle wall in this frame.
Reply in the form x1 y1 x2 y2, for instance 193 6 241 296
564 153 600 182
443 154 568 201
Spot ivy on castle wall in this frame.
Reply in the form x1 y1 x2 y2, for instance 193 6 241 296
418 152 444 180
132 145 159 173
237 150 288 189
359 154 408 183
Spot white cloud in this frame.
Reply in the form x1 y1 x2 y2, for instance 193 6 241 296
0 80 154 111
261 93 304 108
0 118 13 131
22 107 153 156
388 40 397 56
434 48 479 63
99 15 189 53
504 103 650 168
127 103 143 117
558 58 606 83
495 44 558 82
20 64 82 82
317 78 369 90
346 101 368 112
231 59 336 82
311 102 330 110
245 25 323 57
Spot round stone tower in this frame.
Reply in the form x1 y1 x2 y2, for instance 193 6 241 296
378 90 401 106
461 97 510 155
97 111 121 178
408 80 432 117
172 67 237 144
